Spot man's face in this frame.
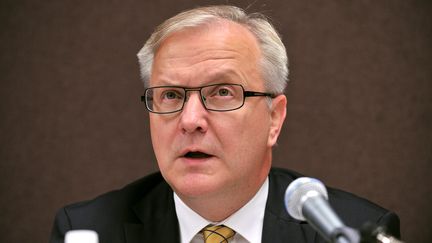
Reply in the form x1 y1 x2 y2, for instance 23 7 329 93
149 21 286 201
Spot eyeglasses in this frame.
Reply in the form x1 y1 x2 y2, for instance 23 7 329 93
141 83 276 114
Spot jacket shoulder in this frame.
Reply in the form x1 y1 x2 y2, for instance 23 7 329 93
327 186 400 237
64 172 165 219
50 171 168 242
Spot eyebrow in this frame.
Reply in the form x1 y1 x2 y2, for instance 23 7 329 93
152 69 247 87
204 70 247 86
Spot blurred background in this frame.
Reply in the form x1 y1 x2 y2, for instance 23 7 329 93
1 0 431 242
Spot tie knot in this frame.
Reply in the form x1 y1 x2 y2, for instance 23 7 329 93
201 225 235 243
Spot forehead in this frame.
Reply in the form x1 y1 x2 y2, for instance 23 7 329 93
151 20 262 86
158 20 260 52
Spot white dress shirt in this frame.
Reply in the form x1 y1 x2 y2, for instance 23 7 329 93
174 178 269 243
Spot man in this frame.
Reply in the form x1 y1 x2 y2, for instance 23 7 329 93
50 5 400 243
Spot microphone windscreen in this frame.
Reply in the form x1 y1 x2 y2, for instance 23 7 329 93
284 177 328 220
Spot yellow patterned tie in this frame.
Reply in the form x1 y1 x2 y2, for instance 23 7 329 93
202 225 236 243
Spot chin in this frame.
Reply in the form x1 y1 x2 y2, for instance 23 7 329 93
172 174 225 198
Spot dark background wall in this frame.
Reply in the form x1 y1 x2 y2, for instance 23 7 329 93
1 0 431 242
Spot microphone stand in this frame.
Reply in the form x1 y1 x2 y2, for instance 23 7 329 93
310 222 404 243
331 226 360 243
359 222 404 243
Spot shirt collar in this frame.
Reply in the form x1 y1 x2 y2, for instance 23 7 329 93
174 177 269 243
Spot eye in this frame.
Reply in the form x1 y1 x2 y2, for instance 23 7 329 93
217 88 232 96
202 84 239 100
161 90 182 100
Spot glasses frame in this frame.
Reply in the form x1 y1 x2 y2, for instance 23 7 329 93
141 83 276 114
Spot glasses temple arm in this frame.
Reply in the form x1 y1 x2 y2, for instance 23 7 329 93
244 91 276 98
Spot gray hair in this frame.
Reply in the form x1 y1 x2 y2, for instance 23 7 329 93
137 5 289 94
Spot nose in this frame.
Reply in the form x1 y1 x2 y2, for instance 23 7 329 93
179 92 208 133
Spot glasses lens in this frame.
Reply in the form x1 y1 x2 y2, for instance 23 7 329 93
201 84 244 111
146 87 185 113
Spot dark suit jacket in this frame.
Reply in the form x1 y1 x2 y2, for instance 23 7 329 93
50 167 400 243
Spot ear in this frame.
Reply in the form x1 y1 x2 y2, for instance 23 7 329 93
268 94 287 147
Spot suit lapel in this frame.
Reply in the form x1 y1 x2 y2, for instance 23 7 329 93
262 168 319 243
124 180 180 243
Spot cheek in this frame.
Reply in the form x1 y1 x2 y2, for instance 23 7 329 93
149 116 172 160
149 117 159 146
214 110 271 159
243 107 271 138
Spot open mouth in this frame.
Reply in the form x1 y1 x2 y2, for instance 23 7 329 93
184 151 212 159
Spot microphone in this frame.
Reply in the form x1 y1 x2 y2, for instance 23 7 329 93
65 230 99 243
284 177 359 243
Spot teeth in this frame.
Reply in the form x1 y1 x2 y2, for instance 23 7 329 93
185 152 211 158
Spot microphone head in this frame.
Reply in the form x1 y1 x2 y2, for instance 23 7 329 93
284 177 328 221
